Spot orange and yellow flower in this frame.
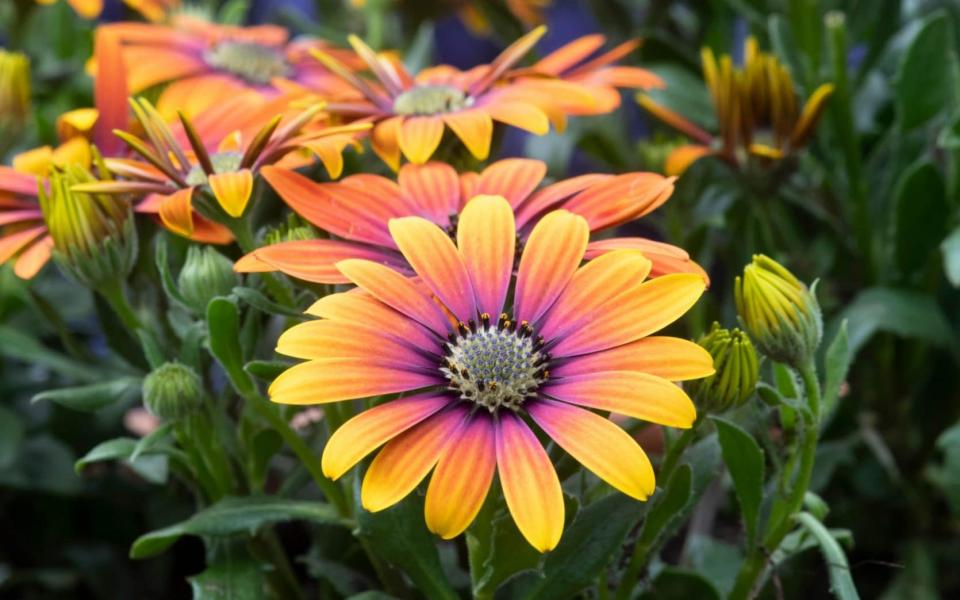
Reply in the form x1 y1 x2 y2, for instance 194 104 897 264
100 17 357 119
75 97 369 241
235 158 707 283
36 0 179 21
637 36 834 175
270 195 713 549
309 28 597 168
510 34 664 116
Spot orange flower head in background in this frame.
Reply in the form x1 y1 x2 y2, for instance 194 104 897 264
235 158 707 284
270 195 713 550
637 36 834 175
309 27 599 168
73 97 370 242
36 0 180 21
99 16 359 119
509 34 664 116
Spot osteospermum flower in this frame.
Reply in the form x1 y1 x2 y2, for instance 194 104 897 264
509 34 664 117
100 17 358 119
271 195 712 550
75 98 369 241
310 28 595 168
235 158 707 282
637 36 834 175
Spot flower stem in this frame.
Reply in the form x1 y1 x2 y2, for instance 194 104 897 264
223 215 296 308
99 279 143 334
730 360 821 599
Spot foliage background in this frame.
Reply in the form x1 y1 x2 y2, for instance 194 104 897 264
1 0 959 598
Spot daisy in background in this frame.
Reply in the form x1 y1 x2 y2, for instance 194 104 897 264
74 97 370 243
307 27 598 168
637 36 834 175
235 158 707 283
270 195 713 550
99 16 359 119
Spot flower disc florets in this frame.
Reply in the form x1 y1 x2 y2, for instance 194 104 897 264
393 85 473 116
204 41 291 85
185 151 243 187
441 314 549 412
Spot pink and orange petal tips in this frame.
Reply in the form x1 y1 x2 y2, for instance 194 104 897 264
269 195 714 551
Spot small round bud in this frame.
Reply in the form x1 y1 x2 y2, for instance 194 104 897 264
688 323 759 414
177 246 239 313
142 362 203 420
734 255 822 368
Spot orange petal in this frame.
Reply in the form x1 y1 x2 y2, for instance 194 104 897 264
457 195 516 317
322 394 452 479
496 411 564 552
561 172 675 232
398 116 445 164
514 173 608 229
535 35 607 75
513 210 589 324
237 239 406 284
584 237 710 283
528 399 655 500
306 290 437 350
388 217 477 322
443 110 493 160
549 273 705 357
269 360 441 405
398 162 461 225
0 226 46 264
425 413 496 538
664 145 711 176
361 405 468 512
93 26 127 156
208 169 253 218
157 188 195 237
552 336 715 381
474 158 546 208
484 101 550 135
538 250 652 341
544 371 697 428
13 235 53 279
336 259 451 336
371 116 403 171
276 320 435 369
636 94 713 145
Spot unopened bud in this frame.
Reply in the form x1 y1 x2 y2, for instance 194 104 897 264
142 362 203 420
178 246 239 313
688 323 759 413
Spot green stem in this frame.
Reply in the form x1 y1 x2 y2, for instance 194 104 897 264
243 390 349 516
730 360 821 600
254 530 307 600
223 216 297 308
616 420 701 599
99 279 143 333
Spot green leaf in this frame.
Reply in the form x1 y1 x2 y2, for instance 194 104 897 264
244 360 291 382
0 405 25 469
0 324 100 382
154 236 190 308
516 492 642 600
355 494 458 600
131 496 345 559
794 512 861 600
895 12 957 129
684 534 743 596
641 464 693 548
0 435 81 495
712 418 764 544
833 287 956 359
822 321 852 421
207 297 255 395
232 286 306 320
75 437 170 484
941 226 960 287
189 558 266 600
136 329 167 370
637 568 722 599
892 161 948 275
31 377 141 413
927 420 960 516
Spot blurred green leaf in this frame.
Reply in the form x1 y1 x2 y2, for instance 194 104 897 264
0 435 81 495
683 534 743 596
634 463 693 554
636 567 722 599
794 512 860 600
517 492 644 600
75 437 170 484
941 226 960 287
244 360 290 382
0 324 100 382
131 496 344 559
207 297 255 395
154 237 190 309
643 64 717 132
31 377 141 413
927 420 960 516
0 405 25 469
895 12 957 129
189 558 266 600
712 417 764 543
834 287 956 359
232 287 306 320
471 501 542 596
355 494 458 600
892 161 948 275
822 321 852 421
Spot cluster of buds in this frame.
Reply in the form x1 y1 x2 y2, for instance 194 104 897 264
735 254 822 369
38 155 137 288
638 37 834 175
689 323 759 414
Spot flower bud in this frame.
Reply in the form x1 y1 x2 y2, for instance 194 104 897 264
142 362 203 420
0 50 31 144
177 246 239 313
38 161 137 288
688 323 759 413
734 255 822 368
263 213 317 246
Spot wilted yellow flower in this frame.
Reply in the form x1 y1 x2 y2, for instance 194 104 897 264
38 159 136 287
734 255 822 368
0 50 31 144
638 37 834 174
688 323 758 413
